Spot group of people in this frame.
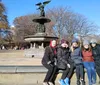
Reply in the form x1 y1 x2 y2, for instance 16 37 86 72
42 38 100 85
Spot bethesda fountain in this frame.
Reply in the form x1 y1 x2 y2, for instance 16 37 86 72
24 0 58 57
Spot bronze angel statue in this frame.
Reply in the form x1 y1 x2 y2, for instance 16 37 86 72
36 0 51 17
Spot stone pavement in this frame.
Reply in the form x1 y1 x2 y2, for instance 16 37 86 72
0 73 99 85
0 57 42 66
0 50 100 85
0 50 42 66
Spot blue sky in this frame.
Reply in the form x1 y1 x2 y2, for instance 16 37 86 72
2 0 100 27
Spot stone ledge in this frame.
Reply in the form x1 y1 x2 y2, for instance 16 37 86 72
0 65 46 73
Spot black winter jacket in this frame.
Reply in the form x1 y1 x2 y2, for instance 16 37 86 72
92 44 100 61
42 46 57 65
57 46 73 64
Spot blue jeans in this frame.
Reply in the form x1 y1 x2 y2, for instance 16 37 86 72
83 62 96 85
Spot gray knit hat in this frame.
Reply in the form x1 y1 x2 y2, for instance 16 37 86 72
90 39 97 44
83 40 90 45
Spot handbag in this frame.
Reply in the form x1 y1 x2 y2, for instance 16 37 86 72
57 60 66 70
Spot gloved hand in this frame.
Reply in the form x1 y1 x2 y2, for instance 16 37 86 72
67 63 70 68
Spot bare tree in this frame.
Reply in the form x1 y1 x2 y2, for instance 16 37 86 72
13 14 38 42
47 7 98 40
46 7 69 38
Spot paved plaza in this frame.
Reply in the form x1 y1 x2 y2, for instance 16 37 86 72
0 50 42 66
0 50 99 85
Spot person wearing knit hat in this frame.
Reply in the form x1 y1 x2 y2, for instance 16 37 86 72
72 38 79 44
82 40 96 85
70 38 85 85
57 39 74 85
90 39 100 84
90 39 97 49
60 39 69 49
83 40 90 46
61 39 69 45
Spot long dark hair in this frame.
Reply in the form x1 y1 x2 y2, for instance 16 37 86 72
82 44 92 51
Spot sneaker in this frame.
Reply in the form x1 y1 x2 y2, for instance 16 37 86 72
48 82 54 85
92 84 96 85
58 79 66 85
43 82 48 85
92 83 96 85
89 81 92 85
64 77 69 85
92 78 96 84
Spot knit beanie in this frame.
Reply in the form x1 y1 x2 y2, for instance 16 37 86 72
83 40 90 45
61 39 69 44
90 39 97 44
72 38 79 43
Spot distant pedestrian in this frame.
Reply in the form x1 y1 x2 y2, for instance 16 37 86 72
42 40 57 85
82 40 96 85
70 38 85 85
1 45 5 50
90 39 100 84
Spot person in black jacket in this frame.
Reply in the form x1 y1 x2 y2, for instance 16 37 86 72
90 39 100 84
57 39 74 85
42 40 57 85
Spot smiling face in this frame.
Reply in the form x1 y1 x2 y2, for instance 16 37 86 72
91 43 96 47
61 43 68 48
83 44 89 49
72 42 78 47
51 40 56 47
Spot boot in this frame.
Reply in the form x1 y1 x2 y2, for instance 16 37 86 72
43 82 48 85
81 80 85 85
77 80 81 85
58 79 66 85
64 77 69 85
48 82 54 85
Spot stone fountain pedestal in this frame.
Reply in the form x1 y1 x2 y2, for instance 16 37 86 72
25 33 58 48
24 34 58 58
24 17 58 58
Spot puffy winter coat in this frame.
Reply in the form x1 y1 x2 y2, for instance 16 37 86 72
57 46 73 64
71 47 83 65
92 44 100 61
42 46 57 65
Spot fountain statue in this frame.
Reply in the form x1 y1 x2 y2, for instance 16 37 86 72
33 0 51 34
36 0 51 17
24 0 58 58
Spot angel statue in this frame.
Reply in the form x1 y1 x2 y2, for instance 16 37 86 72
36 0 51 17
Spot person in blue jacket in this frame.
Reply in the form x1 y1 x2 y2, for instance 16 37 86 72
70 38 85 85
